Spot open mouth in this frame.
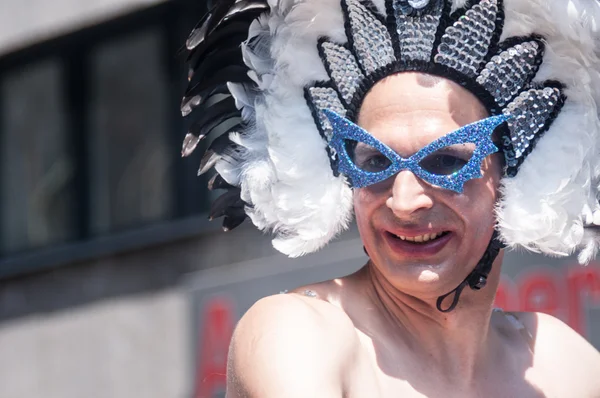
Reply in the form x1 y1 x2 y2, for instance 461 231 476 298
388 231 451 244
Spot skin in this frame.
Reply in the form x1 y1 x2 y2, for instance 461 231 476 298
225 73 600 398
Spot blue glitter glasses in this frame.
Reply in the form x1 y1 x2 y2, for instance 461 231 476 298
323 110 508 193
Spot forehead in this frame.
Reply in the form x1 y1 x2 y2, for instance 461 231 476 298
357 73 489 149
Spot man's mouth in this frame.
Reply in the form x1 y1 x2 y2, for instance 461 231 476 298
383 230 453 257
388 231 451 244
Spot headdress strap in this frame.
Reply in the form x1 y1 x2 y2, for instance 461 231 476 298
436 230 505 312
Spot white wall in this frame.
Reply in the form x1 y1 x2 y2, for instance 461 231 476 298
0 290 189 398
0 225 297 398
0 0 167 56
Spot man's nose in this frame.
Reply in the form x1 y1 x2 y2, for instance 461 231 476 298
386 170 434 217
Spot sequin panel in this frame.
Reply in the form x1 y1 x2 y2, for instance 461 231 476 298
325 109 506 193
346 0 396 73
408 0 429 8
393 0 443 61
307 86 347 142
434 0 499 77
320 41 365 105
502 87 562 166
477 41 543 107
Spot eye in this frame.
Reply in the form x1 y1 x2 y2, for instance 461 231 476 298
361 154 392 172
419 145 474 176
346 140 392 173
419 155 467 175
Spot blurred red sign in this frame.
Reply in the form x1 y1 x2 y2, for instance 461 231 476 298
495 264 600 336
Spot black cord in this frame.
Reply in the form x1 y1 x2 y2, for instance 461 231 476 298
436 230 505 312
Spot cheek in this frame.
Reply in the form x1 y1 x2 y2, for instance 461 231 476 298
457 156 502 233
353 187 385 227
353 189 369 225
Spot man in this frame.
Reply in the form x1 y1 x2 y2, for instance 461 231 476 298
226 73 600 397
181 0 600 396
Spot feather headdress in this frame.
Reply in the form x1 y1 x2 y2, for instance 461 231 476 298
182 0 600 263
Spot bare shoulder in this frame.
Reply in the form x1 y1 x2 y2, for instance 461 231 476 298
226 292 359 398
515 311 600 394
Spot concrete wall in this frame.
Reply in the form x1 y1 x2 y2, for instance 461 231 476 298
0 289 188 398
0 223 310 398
0 0 167 55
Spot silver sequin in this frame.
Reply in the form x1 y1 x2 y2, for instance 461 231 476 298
393 0 443 61
435 0 499 77
347 0 396 73
477 41 542 107
503 87 562 161
320 41 365 105
408 0 430 9
307 87 347 141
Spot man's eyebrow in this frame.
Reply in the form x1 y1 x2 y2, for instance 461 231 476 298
427 145 475 158
338 114 497 153
354 142 379 152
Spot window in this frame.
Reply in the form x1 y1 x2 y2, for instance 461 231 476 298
0 1 212 263
0 60 76 253
88 29 172 235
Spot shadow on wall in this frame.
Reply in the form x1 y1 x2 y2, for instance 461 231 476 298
0 224 284 323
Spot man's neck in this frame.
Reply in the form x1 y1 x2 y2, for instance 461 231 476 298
362 260 503 385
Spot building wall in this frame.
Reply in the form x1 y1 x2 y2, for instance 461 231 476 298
0 223 303 398
0 289 188 398
0 0 167 55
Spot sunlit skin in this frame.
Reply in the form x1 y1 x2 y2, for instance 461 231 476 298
226 72 600 398
355 72 503 303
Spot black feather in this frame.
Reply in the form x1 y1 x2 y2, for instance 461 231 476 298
185 8 214 50
205 0 239 39
182 0 270 209
189 110 239 135
191 119 241 145
190 48 245 88
186 23 250 65
181 83 230 117
181 133 202 158
181 95 203 118
185 65 250 104
208 173 235 190
222 210 247 231
186 0 241 50
198 150 220 176
209 188 244 220
186 1 268 57
206 0 268 38
215 0 269 31
209 128 239 154
189 98 240 138
197 132 239 176
186 18 210 51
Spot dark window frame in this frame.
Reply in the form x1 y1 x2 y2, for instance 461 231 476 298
0 0 217 279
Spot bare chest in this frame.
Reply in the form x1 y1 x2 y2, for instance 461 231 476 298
346 360 554 398
344 335 570 398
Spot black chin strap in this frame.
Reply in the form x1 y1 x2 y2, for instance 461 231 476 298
436 231 505 313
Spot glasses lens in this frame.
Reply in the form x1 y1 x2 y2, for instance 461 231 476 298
345 140 393 173
418 144 474 176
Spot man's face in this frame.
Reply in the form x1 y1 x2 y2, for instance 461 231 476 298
354 72 503 297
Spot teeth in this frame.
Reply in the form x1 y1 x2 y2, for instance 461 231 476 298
396 232 443 242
